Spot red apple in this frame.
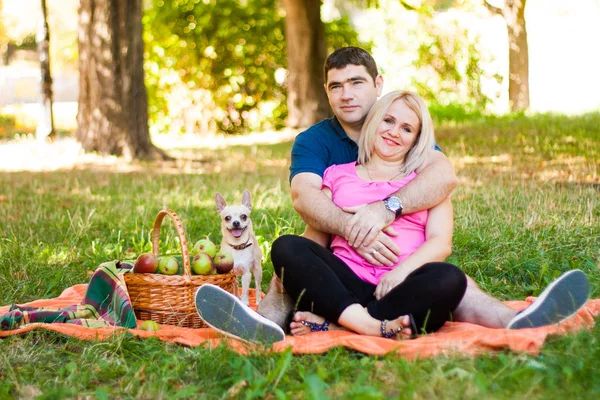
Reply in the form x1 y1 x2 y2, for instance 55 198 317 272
157 256 179 275
134 253 159 273
192 238 217 258
191 252 214 275
214 250 234 274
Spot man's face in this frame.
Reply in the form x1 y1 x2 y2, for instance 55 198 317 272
324 64 383 129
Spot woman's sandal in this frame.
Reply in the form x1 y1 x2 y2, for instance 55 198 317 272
301 320 330 332
380 319 404 338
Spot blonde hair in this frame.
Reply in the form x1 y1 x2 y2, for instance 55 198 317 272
357 90 435 177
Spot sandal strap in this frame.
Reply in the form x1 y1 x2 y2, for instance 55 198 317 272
301 320 329 332
380 319 403 338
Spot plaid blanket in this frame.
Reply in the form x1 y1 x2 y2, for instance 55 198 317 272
1 260 136 330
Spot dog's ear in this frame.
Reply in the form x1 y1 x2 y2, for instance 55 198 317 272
242 189 252 211
215 193 227 213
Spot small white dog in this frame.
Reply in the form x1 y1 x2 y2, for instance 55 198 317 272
215 190 262 306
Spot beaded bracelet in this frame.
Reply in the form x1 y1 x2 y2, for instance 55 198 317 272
301 320 330 332
380 319 403 338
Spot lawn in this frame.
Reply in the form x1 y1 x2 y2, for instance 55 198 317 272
1 112 599 399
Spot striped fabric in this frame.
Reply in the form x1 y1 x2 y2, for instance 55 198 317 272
1 260 136 330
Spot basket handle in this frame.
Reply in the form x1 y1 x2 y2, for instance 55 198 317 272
151 209 192 282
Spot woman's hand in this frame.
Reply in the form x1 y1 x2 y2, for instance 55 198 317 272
374 267 410 300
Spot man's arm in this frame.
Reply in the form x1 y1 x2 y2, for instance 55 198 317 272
344 150 458 248
291 172 401 266
291 172 349 238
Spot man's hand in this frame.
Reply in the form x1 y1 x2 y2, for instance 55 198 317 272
374 267 410 300
343 201 396 248
353 231 401 267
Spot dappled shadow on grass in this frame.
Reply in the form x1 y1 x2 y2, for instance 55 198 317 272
0 138 295 179
0 129 296 174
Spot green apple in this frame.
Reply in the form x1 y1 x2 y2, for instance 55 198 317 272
191 252 215 275
157 256 179 275
138 320 160 331
133 253 159 274
192 238 217 258
214 250 234 274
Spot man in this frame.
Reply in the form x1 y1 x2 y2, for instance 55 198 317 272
196 47 589 344
256 46 589 332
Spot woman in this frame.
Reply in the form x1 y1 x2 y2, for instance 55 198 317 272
270 90 467 339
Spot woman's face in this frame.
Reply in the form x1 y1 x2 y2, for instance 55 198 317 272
373 99 420 162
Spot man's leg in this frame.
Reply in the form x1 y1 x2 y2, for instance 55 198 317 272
454 270 590 329
452 276 517 328
256 274 293 329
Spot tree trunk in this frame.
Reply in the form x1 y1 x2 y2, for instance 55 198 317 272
283 0 330 128
76 0 167 160
37 0 55 142
506 0 529 111
484 0 529 111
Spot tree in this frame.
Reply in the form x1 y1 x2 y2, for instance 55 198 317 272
484 0 529 111
282 0 330 128
37 0 55 142
77 0 166 160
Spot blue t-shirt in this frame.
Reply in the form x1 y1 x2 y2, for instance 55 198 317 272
289 117 441 183
290 118 358 183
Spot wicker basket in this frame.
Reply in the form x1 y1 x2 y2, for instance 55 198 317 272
124 209 238 328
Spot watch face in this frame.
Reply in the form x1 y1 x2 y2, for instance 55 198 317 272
386 197 401 211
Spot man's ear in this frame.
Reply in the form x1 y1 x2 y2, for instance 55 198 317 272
241 189 252 211
215 193 227 213
375 74 384 96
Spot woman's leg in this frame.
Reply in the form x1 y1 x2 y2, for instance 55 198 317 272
270 235 374 322
367 262 467 333
271 235 412 338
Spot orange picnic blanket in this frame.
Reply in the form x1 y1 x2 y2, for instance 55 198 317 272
2 285 598 359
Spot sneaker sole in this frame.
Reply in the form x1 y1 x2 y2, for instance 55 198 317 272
195 284 285 345
508 269 590 329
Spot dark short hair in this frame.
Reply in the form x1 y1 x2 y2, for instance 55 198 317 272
323 46 378 84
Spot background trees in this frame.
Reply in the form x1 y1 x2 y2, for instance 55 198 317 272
484 0 529 111
144 0 361 135
77 0 164 160
282 0 330 128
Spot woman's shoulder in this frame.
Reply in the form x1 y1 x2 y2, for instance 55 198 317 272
324 162 357 175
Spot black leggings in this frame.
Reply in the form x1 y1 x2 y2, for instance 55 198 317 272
271 235 467 334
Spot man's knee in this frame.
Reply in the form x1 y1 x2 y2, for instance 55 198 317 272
465 275 480 290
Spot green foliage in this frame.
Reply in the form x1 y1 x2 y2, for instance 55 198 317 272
0 113 16 139
356 0 500 113
414 19 501 111
143 0 365 134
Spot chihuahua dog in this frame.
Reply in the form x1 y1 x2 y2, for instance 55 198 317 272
215 190 262 306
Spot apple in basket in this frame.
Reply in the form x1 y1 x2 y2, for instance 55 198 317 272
133 253 159 274
214 250 234 274
157 256 179 275
192 238 217 258
191 252 215 275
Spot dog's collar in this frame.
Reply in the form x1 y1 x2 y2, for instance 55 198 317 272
228 241 253 250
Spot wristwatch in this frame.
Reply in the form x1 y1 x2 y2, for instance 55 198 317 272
383 196 403 219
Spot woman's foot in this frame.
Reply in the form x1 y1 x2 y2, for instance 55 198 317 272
290 311 345 336
381 315 413 340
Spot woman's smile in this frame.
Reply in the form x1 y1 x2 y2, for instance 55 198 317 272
373 99 420 161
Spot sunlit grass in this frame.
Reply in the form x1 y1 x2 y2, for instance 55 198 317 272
0 112 599 398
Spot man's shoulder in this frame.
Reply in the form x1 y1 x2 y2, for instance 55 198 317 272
297 118 338 141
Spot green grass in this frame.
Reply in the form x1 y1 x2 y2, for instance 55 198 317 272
1 112 599 399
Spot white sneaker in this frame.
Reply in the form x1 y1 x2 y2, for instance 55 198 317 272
507 269 590 329
195 284 285 344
